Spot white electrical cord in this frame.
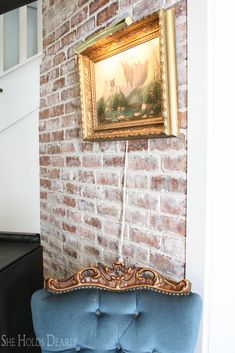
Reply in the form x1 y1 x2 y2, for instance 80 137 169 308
118 140 128 263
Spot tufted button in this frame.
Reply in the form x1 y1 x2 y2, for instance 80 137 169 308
116 344 121 351
75 346 81 352
152 350 158 353
96 309 101 316
134 311 140 318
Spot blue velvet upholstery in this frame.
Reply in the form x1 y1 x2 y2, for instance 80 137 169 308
31 289 202 353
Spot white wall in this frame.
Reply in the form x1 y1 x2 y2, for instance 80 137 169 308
187 0 235 352
187 0 208 351
203 0 235 352
0 55 41 233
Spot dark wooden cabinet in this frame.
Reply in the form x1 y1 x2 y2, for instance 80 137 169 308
0 232 43 353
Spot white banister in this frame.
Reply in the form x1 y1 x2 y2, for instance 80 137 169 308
19 6 27 64
0 15 3 74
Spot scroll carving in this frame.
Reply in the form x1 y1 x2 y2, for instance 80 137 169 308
46 262 191 296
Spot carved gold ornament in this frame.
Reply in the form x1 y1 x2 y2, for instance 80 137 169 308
78 9 179 141
46 262 191 296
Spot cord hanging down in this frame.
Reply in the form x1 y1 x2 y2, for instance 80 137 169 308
118 140 129 263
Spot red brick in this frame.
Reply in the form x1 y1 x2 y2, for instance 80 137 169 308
61 30 76 47
89 0 109 15
51 156 64 167
149 253 184 279
63 196 76 207
77 226 96 242
97 203 119 218
125 208 149 228
66 156 81 167
127 139 149 152
84 245 101 257
161 196 186 216
40 191 48 200
51 104 64 117
53 77 65 91
52 206 66 217
47 40 62 56
81 185 99 199
40 108 50 119
129 155 159 171
150 214 186 237
53 52 66 66
55 21 70 40
78 171 95 184
47 118 60 130
129 192 158 210
84 215 102 229
65 101 78 114
82 156 102 168
77 198 95 212
71 7 88 27
97 2 118 26
179 111 187 129
43 32 55 46
40 178 52 189
103 156 124 168
126 174 148 189
48 168 60 179
150 176 187 194
61 115 77 128
104 188 122 202
77 17 95 38
96 172 119 186
65 128 80 139
66 209 81 223
39 133 50 143
61 87 79 101
66 182 80 194
150 133 186 151
48 143 61 154
47 92 60 106
51 130 64 141
40 156 50 166
162 236 185 262
129 227 161 248
161 155 187 172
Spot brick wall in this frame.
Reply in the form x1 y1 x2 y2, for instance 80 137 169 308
40 0 187 281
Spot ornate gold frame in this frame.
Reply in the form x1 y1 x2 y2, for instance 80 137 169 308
78 9 178 141
46 262 191 296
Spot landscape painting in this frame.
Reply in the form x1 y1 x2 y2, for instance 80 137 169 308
95 37 162 125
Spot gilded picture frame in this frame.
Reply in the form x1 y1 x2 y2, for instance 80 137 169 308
78 9 178 141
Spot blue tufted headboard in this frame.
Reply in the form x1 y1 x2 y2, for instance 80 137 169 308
31 288 202 353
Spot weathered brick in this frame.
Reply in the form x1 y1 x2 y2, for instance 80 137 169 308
103 156 124 168
63 196 76 207
97 2 118 26
78 171 95 184
129 155 159 171
150 176 186 194
40 0 188 281
84 215 102 229
71 7 88 27
66 156 81 167
161 195 186 216
150 214 186 237
82 156 102 168
161 155 187 172
129 227 161 249
129 191 158 210
89 0 109 15
149 252 185 279
96 171 119 186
